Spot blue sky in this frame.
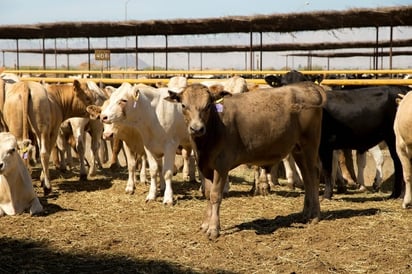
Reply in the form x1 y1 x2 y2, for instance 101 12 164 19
1 1 411 70
1 0 410 24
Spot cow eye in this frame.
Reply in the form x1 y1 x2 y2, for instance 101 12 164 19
119 99 128 104
181 103 186 109
7 148 15 155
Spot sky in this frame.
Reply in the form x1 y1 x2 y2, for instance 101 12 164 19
1 0 411 70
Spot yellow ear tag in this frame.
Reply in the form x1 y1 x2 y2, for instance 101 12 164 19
214 98 224 104
132 92 139 108
214 98 224 112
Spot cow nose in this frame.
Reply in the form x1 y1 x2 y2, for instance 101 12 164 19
0 162 4 171
100 115 108 123
190 125 206 136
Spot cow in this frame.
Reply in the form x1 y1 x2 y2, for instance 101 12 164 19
2 80 94 195
0 132 43 216
165 82 326 239
265 70 407 199
394 92 412 208
319 85 410 199
55 81 109 179
96 82 193 205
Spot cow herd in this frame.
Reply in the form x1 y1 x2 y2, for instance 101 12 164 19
0 70 411 241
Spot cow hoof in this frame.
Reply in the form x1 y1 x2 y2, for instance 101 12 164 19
163 200 174 206
207 228 220 241
125 189 135 195
358 185 367 192
79 174 88 181
43 187 52 196
336 185 347 194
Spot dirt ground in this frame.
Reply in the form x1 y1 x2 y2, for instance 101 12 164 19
0 148 411 274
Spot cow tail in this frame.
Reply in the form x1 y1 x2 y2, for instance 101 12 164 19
291 85 327 112
22 82 30 141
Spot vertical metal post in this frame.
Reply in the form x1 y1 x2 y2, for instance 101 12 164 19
87 37 91 72
42 38 46 69
389 26 393 72
165 35 168 71
16 39 19 70
259 32 263 71
135 34 138 71
249 32 253 70
54 39 57 69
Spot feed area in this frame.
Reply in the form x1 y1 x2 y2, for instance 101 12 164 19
0 148 411 273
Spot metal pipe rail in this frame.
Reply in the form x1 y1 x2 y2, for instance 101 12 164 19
4 69 412 86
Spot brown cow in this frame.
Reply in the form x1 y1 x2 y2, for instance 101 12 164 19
394 91 412 208
166 82 326 239
3 80 94 195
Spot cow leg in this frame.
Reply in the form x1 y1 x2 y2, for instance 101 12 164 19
181 147 196 182
293 147 320 223
203 168 228 240
269 163 281 188
139 154 147 184
341 149 357 185
161 146 177 205
320 147 334 199
88 120 104 176
145 149 159 203
123 143 136 194
370 145 385 191
109 137 122 169
386 136 405 199
284 154 303 189
397 143 412 208
356 151 367 191
38 136 52 195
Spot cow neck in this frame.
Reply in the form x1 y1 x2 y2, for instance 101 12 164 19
128 89 163 143
47 85 81 120
193 104 222 148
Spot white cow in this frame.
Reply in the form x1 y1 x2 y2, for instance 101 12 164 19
0 132 43 216
95 80 193 205
101 119 148 194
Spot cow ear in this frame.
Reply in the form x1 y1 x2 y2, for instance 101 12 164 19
164 90 182 103
73 79 82 92
86 105 101 120
212 90 232 103
264 75 281 87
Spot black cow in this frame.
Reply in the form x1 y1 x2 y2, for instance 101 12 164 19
265 70 409 199
319 85 409 199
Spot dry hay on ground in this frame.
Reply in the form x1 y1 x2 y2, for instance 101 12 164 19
0 150 411 274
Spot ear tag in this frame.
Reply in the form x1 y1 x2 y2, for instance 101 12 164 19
214 98 224 113
132 92 139 108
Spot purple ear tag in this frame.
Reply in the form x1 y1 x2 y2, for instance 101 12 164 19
215 103 223 112
133 101 137 108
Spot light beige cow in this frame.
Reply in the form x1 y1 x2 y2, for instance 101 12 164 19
394 91 412 208
2 80 94 195
0 132 43 216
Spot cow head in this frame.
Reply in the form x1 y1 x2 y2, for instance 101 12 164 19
0 132 19 176
99 82 133 124
62 80 95 117
165 83 232 137
264 70 323 87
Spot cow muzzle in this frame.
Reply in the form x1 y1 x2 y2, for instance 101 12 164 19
189 124 206 137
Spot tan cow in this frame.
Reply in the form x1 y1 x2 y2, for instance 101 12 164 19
166 82 326 239
394 91 412 208
2 80 94 195
0 132 43 216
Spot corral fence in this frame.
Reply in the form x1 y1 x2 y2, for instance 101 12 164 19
4 69 412 86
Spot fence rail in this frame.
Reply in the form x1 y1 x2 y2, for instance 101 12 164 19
4 69 412 86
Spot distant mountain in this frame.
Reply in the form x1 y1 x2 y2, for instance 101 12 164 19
110 53 150 69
